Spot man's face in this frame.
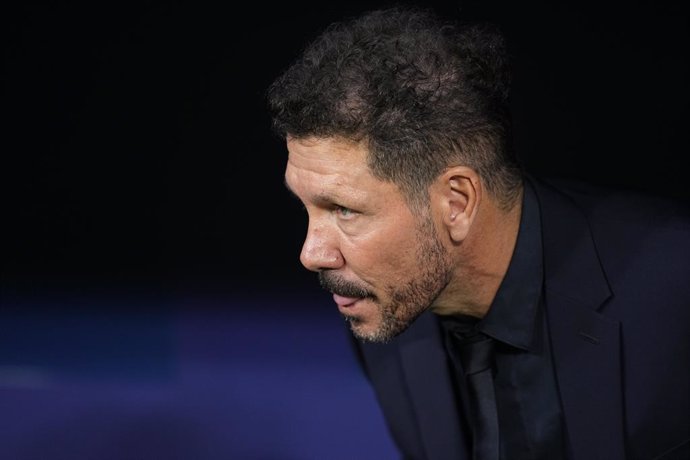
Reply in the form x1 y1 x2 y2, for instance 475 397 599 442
284 137 452 343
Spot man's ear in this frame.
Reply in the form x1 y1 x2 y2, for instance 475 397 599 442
431 166 481 243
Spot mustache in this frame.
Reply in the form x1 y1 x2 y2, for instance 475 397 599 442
319 271 372 298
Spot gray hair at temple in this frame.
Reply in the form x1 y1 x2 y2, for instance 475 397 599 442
266 6 523 212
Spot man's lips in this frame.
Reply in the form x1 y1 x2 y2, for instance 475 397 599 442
333 293 362 307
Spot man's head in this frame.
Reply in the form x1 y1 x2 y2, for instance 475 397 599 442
284 136 454 342
268 6 522 211
268 6 524 342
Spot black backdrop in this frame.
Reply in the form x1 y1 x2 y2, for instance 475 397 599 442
3 1 688 298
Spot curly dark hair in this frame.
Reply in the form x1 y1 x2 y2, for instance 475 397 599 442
267 5 523 211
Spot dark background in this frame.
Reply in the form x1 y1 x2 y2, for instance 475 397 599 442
2 0 688 297
0 2 687 459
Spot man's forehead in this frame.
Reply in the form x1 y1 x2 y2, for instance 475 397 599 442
284 165 370 203
284 155 401 211
285 138 372 184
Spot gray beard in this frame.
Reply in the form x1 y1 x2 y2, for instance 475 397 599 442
346 217 452 343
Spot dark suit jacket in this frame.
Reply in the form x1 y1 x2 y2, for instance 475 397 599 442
351 176 690 460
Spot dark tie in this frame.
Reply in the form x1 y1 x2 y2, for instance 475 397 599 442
449 328 500 460
462 334 499 460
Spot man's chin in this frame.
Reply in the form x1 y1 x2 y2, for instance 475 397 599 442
343 315 378 341
344 313 407 344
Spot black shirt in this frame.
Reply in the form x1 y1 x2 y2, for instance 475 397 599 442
439 181 569 460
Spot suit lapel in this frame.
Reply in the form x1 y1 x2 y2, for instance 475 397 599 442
534 178 626 459
546 294 625 459
398 310 469 460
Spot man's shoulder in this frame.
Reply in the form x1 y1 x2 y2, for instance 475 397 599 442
529 173 690 312
529 174 690 227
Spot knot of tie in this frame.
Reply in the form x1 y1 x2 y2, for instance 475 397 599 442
458 333 495 376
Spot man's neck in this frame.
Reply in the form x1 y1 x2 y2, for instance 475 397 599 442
432 186 524 318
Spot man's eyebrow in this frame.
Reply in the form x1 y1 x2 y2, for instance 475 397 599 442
283 178 344 206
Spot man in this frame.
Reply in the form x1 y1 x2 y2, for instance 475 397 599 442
266 5 689 460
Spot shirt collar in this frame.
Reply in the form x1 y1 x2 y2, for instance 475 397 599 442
479 180 544 351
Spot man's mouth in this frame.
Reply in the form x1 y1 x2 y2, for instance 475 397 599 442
332 293 362 307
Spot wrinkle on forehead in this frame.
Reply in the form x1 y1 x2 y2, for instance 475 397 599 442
285 164 372 207
284 137 406 215
286 137 373 193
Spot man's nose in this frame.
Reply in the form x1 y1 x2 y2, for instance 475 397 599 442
299 222 343 272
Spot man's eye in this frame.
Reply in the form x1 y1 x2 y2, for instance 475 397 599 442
335 205 355 218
